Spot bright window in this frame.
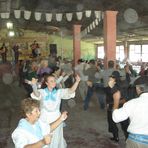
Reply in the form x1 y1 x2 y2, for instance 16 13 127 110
129 44 148 62
129 45 141 62
97 45 125 61
97 46 105 59
116 45 125 61
142 45 148 62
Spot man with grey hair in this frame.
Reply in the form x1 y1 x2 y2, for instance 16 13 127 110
112 76 148 148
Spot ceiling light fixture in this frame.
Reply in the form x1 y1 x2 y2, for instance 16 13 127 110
6 22 13 29
8 31 15 37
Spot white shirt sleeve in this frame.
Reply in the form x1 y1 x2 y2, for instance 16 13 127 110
112 108 129 123
12 129 29 148
62 75 70 82
31 89 43 100
60 89 75 100
112 102 131 123
56 76 63 84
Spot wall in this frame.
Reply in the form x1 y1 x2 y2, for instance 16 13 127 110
0 29 96 61
51 35 96 60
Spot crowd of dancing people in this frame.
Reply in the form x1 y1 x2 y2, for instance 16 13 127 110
10 54 148 148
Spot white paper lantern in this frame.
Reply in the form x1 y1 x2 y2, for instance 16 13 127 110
56 13 63 22
90 24 93 30
76 12 83 20
45 13 52 22
0 12 10 19
66 13 73 21
92 21 95 28
101 11 104 19
67 99 76 108
0 13 5 18
2 73 13 85
35 12 42 21
85 10 91 18
87 26 90 33
94 11 101 19
14 10 21 19
24 10 31 20
95 19 99 26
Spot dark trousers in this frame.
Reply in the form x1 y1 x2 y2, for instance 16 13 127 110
14 53 19 64
84 86 93 110
95 83 105 109
1 54 7 63
84 83 105 110
107 110 129 139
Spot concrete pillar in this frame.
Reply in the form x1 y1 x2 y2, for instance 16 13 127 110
124 41 128 60
104 11 118 68
73 24 81 66
95 44 98 59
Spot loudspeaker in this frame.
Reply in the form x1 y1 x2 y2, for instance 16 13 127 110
49 44 57 55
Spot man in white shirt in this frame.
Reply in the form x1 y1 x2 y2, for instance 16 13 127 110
74 59 88 101
112 77 148 148
99 60 115 88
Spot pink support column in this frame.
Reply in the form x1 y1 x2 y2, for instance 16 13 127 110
73 24 81 66
104 11 118 68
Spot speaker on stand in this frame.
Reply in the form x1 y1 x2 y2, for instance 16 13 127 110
49 44 57 56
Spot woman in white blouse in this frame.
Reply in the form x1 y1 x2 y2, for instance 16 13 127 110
29 74 80 148
12 98 68 148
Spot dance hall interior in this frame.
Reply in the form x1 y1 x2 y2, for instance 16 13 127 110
0 0 148 148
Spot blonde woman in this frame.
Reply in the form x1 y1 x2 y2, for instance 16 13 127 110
37 60 52 77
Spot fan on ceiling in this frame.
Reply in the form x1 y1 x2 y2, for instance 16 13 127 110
123 8 139 24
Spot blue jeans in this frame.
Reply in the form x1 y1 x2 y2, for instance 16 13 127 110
83 86 93 110
83 83 105 110
95 83 105 109
96 93 105 109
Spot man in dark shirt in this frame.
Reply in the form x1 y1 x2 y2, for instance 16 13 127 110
12 43 20 64
0 43 8 63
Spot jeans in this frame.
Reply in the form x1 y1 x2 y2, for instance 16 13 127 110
83 83 105 110
95 83 105 109
84 86 93 110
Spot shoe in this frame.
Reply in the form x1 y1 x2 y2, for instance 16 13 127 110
110 137 119 142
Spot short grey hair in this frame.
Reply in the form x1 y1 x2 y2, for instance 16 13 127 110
136 84 148 92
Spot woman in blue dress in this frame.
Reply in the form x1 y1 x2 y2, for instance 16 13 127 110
29 74 80 148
